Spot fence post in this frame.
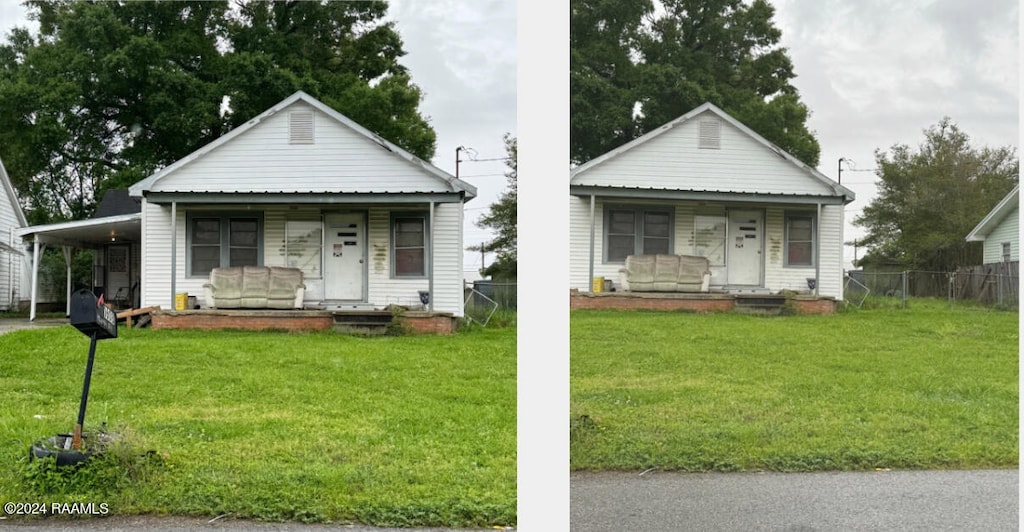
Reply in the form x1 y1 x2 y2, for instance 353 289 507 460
997 267 1004 307
902 271 908 308
947 272 954 306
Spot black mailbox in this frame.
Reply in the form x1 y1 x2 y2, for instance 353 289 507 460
69 289 117 340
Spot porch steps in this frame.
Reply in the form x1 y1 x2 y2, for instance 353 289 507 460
331 310 393 335
733 295 787 315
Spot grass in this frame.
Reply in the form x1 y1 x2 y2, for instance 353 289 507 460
571 299 1018 472
0 324 516 527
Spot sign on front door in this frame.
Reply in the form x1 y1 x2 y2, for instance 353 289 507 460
323 212 365 300
726 209 763 286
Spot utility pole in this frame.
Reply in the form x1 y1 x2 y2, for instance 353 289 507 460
838 157 846 185
456 146 464 179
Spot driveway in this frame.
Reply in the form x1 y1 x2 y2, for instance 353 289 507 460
0 318 66 335
571 469 1018 531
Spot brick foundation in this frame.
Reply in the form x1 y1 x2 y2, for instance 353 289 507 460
150 309 461 334
152 310 334 331
790 297 837 315
570 290 837 315
398 312 457 334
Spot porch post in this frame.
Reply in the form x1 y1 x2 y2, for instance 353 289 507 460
588 194 595 292
29 239 42 321
63 245 73 316
170 201 177 308
428 201 434 311
815 203 821 297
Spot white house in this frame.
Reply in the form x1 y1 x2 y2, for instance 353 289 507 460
966 184 1019 264
0 157 28 311
19 91 476 318
570 102 855 299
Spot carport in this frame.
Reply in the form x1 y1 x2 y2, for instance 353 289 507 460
16 213 141 320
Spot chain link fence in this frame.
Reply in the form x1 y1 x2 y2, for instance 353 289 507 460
464 280 517 326
845 262 1018 309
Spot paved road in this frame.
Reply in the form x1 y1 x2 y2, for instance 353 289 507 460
571 469 1018 531
0 515 501 531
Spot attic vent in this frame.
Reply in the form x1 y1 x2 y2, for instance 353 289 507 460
289 111 314 144
699 119 721 149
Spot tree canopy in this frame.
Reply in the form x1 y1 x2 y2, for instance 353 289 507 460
854 118 1019 271
0 0 434 223
470 134 517 280
570 0 820 167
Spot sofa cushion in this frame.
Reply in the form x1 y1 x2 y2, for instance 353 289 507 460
240 266 270 298
208 267 243 299
268 267 303 299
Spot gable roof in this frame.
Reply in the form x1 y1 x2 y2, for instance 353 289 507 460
966 184 1019 242
570 102 854 204
129 91 475 200
0 156 28 227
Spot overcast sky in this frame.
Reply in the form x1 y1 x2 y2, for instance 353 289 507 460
772 0 1019 267
387 0 516 276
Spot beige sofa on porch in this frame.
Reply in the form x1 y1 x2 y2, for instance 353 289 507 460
618 254 712 293
203 266 306 309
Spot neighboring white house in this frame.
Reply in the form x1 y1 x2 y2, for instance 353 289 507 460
19 91 476 318
966 184 1019 264
569 102 855 299
0 157 28 311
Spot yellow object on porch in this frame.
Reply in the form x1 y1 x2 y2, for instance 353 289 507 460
174 293 188 311
592 278 604 293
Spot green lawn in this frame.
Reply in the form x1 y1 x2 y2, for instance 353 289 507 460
0 324 516 527
571 300 1018 472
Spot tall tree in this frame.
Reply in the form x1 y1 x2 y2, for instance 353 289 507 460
223 1 435 160
0 0 229 222
470 134 517 279
0 0 434 223
855 118 1018 271
570 0 650 165
570 0 820 167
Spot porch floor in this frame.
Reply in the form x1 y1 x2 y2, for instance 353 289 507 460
569 289 837 315
150 308 458 334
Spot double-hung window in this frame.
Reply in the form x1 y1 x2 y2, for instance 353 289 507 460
392 213 428 277
784 213 815 267
604 206 672 262
187 213 263 277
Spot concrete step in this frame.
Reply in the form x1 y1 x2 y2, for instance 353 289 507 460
332 310 393 335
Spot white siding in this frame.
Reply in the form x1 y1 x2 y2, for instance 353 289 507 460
570 197 847 299
365 205 463 315
140 199 173 308
571 109 835 198
982 205 1019 263
148 102 450 195
430 202 465 316
762 205 844 299
0 181 23 309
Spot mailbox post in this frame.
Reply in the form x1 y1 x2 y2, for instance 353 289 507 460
68 289 117 450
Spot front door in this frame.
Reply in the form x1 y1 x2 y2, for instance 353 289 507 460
323 212 365 301
105 244 131 306
726 209 763 286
